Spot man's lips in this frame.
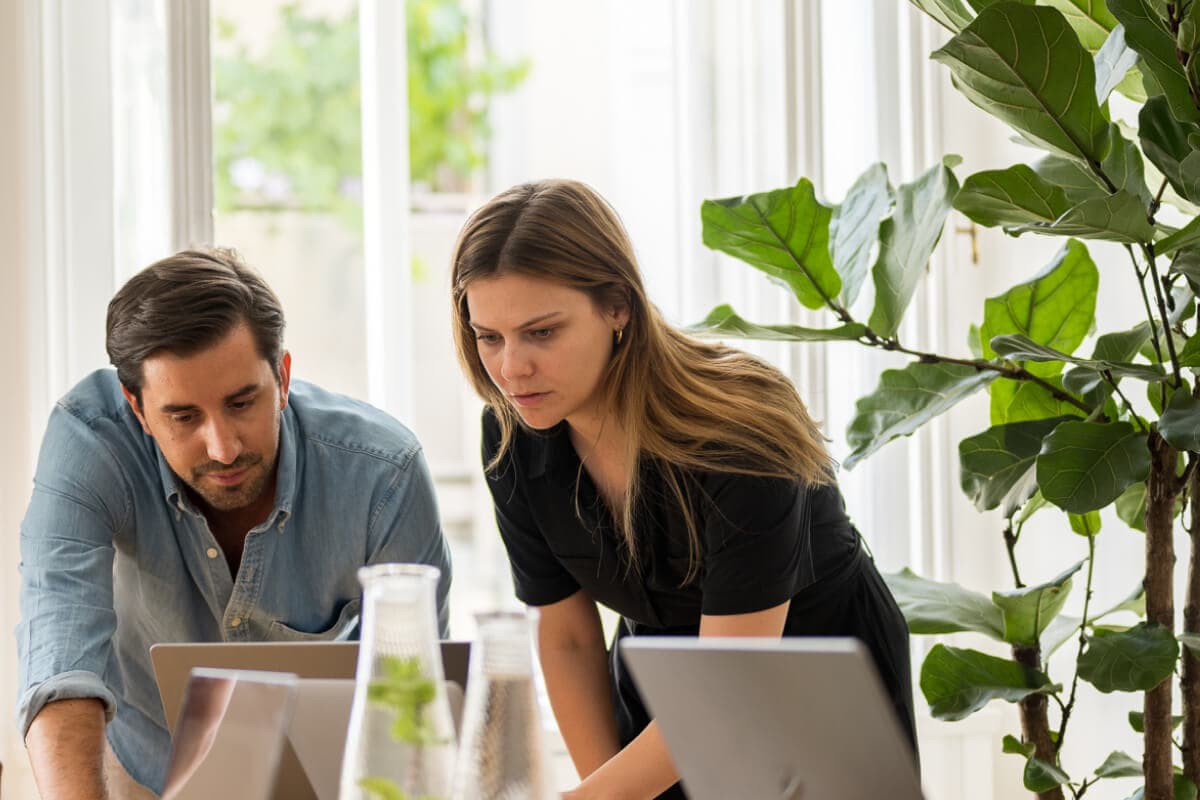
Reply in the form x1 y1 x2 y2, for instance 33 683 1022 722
204 468 250 486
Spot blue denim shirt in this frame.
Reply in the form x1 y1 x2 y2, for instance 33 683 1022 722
16 369 452 793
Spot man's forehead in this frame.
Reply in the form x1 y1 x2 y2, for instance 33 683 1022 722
139 326 274 407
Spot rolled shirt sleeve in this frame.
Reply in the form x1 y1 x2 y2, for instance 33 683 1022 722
17 403 128 738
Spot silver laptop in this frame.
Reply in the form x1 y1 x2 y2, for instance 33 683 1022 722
161 669 297 800
151 641 470 800
621 637 924 800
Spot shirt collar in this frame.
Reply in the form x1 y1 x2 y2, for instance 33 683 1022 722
158 406 298 531
524 420 578 488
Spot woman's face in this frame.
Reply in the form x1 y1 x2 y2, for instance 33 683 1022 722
465 271 628 430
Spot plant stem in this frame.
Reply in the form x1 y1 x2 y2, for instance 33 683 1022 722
1184 453 1200 789
1014 640 1065 800
1055 533 1097 753
1104 373 1149 433
1145 433 1180 800
1151 178 1169 218
1127 245 1167 367
1003 519 1024 588
1142 242 1185 387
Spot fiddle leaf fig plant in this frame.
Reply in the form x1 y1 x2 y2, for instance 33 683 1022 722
694 2 1200 799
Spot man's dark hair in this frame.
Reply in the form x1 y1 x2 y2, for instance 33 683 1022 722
106 248 286 401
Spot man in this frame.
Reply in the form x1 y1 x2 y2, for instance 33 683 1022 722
16 249 453 799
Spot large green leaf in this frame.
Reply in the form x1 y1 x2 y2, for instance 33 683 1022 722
910 0 975 32
954 164 1071 229
1008 190 1157 243
687 305 868 343
845 363 997 469
992 560 1084 645
991 333 1172 382
701 179 841 310
1029 127 1149 205
1178 332 1200 367
1115 482 1148 530
1138 95 1200 205
959 417 1074 512
1036 421 1152 513
1043 613 1083 656
990 376 1085 425
1025 758 1072 792
1031 155 1110 205
920 644 1058 721
1094 25 1140 102
883 568 1005 639
830 163 892 307
1159 388 1200 451
1095 751 1143 778
1156 215 1200 255
980 239 1098 377
1041 0 1118 51
867 158 960 337
1110 0 1200 124
1096 584 1147 621
1070 510 1103 535
1078 621 1180 692
932 3 1110 161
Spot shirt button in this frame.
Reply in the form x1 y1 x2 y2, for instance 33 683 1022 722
230 617 242 628
206 547 219 559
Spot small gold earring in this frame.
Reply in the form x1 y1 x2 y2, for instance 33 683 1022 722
616 328 624 345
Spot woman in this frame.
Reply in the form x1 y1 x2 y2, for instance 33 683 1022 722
451 179 916 799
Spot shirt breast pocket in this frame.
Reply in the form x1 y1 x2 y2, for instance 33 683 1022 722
268 597 361 641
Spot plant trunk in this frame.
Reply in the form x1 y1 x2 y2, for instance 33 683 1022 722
1185 467 1200 788
1013 643 1064 800
1145 433 1178 800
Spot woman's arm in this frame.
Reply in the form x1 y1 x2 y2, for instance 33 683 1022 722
538 590 623 780
563 600 792 800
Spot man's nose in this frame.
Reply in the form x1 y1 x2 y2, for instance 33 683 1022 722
202 416 243 465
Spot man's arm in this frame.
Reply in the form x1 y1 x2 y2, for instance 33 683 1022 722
367 445 453 636
25 699 109 800
18 403 124 794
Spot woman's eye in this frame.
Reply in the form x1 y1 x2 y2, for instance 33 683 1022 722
476 333 500 345
530 328 554 339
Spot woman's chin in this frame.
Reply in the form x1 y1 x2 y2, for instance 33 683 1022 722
512 405 563 430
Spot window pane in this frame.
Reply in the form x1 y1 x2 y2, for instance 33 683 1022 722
210 0 368 398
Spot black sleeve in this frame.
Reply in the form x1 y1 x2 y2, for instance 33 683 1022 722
481 409 580 606
698 472 816 616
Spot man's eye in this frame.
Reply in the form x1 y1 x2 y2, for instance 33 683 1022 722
530 328 554 339
171 414 195 425
230 399 254 411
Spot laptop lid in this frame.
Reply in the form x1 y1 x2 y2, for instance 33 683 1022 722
151 641 470 800
621 637 924 800
161 669 297 800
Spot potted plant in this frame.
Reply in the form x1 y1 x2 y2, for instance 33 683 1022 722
694 2 1200 798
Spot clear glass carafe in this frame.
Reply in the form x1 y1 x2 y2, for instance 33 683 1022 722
451 610 550 800
339 564 456 800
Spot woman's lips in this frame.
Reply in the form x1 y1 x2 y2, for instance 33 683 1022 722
510 392 550 408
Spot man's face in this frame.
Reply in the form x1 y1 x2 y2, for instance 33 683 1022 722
122 323 291 515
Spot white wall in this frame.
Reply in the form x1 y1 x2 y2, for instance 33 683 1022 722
0 0 35 794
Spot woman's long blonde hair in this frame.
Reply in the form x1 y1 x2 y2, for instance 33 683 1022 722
451 179 833 580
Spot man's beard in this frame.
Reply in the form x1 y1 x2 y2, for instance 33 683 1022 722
186 450 275 512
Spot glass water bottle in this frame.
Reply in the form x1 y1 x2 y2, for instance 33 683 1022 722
340 564 456 800
451 610 550 800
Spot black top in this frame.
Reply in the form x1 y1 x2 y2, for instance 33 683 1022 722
482 408 863 631
481 408 919 799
